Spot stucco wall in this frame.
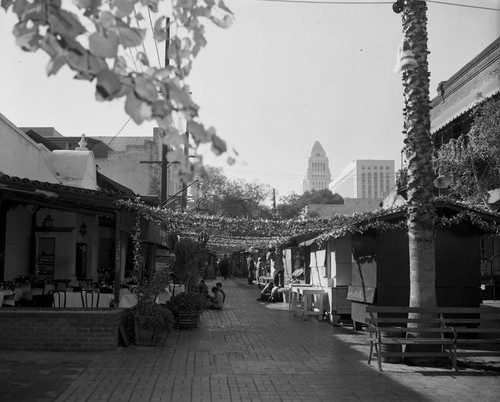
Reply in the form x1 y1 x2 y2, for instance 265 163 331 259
96 140 159 196
0 113 56 182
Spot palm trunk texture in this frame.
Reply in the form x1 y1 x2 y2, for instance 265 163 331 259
402 1 437 311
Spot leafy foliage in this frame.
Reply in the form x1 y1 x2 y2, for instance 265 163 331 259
131 270 175 329
192 166 273 218
165 291 205 314
436 96 500 208
2 0 233 181
172 238 205 291
276 189 343 219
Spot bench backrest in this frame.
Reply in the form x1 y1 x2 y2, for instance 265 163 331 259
365 306 500 328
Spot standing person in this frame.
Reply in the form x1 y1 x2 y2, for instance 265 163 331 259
266 249 276 277
219 254 229 280
256 257 265 279
247 255 255 284
273 248 285 287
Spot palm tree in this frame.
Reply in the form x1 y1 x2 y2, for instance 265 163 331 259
401 0 437 310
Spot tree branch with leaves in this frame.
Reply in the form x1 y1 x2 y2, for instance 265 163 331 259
2 0 233 181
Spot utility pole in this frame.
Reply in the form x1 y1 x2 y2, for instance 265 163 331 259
161 17 171 206
139 18 172 207
181 131 189 212
272 188 276 217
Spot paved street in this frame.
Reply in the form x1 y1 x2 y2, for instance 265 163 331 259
0 277 499 402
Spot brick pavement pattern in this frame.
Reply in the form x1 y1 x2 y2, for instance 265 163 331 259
0 277 499 402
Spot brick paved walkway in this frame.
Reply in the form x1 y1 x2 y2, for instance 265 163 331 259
0 277 499 401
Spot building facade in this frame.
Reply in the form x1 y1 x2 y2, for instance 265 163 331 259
329 160 395 200
302 141 332 193
429 36 500 288
21 127 184 206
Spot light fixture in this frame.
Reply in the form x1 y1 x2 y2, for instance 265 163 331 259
79 217 88 237
392 0 404 14
198 229 209 247
42 212 54 230
395 38 417 73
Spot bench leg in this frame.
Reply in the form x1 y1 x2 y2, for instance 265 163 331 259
451 344 457 372
368 340 374 365
376 342 383 371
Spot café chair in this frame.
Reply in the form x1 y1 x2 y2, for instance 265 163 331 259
31 281 46 296
81 289 100 308
54 279 71 291
51 290 66 308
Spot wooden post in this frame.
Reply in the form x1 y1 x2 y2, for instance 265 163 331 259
113 208 122 306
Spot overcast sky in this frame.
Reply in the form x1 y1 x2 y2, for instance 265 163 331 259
0 0 499 199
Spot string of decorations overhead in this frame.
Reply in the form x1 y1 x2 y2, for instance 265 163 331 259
117 198 500 252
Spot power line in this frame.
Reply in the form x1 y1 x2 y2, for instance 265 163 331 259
128 48 140 72
254 0 500 11
427 0 500 11
106 118 132 146
254 0 391 4
147 7 162 68
133 6 150 65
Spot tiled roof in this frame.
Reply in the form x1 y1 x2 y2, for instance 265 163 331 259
0 171 133 198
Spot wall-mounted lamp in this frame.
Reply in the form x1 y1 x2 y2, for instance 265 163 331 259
42 212 54 230
79 220 88 237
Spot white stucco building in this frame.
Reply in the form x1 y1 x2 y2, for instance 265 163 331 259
329 159 395 200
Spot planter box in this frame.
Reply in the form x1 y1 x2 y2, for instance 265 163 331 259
176 312 201 329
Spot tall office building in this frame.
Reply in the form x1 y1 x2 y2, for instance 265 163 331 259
302 141 332 193
329 160 395 199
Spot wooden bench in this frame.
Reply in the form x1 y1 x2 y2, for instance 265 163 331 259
440 307 500 361
365 306 500 372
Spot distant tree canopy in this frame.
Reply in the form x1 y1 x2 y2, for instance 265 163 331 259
276 189 343 219
192 166 273 219
435 96 500 208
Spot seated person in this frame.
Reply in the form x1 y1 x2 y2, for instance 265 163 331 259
269 285 282 302
210 286 224 309
216 282 226 302
257 281 274 301
197 279 209 294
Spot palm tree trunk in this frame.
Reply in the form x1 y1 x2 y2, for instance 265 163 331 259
402 0 437 310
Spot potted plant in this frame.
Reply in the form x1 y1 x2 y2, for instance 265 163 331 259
166 292 206 329
130 272 175 345
171 239 205 292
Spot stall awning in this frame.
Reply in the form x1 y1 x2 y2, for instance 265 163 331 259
119 209 169 247
299 235 321 247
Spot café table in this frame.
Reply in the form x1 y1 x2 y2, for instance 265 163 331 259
0 289 14 307
117 289 171 308
63 291 114 308
289 285 326 320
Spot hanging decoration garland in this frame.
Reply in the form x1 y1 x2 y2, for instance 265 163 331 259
117 198 500 253
132 212 143 277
